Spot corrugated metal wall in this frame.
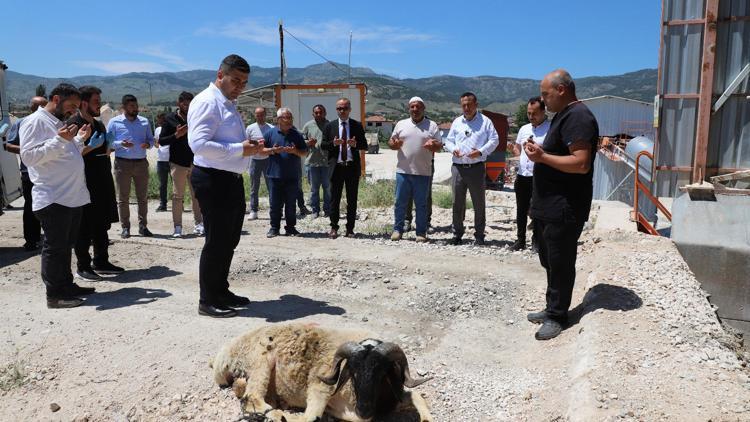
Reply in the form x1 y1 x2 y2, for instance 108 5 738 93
581 96 655 138
593 152 657 220
657 0 750 196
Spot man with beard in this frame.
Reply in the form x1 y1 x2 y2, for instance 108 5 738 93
157 91 203 238
108 94 154 238
188 54 264 318
301 104 330 218
69 86 123 281
19 83 95 308
3 95 48 251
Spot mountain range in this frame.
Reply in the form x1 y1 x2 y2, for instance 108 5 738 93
4 62 656 117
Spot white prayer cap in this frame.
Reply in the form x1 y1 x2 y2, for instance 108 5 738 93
408 96 425 106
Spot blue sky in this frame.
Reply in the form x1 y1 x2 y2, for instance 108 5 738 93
4 0 660 80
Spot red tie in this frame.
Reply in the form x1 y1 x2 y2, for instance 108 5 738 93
341 121 348 162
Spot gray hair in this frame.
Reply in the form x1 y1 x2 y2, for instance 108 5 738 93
276 107 292 118
548 69 576 93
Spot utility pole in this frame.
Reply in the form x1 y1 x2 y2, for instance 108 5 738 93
279 20 286 85
348 31 352 82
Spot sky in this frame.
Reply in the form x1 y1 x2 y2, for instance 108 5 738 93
3 0 661 80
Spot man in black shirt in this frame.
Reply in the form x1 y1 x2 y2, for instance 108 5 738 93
524 69 598 340
157 92 203 238
70 86 124 280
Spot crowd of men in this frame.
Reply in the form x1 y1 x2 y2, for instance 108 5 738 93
3 54 598 340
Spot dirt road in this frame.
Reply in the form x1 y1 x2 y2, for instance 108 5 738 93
1 193 748 421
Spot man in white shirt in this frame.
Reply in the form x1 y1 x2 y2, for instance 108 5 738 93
388 97 442 242
512 97 550 251
154 113 170 212
188 54 264 318
245 106 274 220
19 83 95 308
443 92 499 246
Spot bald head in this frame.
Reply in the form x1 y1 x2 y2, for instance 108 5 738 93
30 96 48 112
540 69 577 113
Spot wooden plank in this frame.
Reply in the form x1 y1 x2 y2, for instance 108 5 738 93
692 0 719 184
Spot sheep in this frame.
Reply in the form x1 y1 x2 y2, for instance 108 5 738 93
210 323 434 422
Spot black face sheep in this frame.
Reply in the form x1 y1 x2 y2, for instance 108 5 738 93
210 323 433 422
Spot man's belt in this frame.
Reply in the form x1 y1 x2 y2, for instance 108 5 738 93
452 161 484 168
193 164 243 179
336 161 356 167
115 157 147 162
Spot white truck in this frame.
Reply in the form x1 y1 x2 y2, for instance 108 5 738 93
0 60 23 211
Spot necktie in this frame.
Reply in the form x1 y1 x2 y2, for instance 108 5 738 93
341 121 348 162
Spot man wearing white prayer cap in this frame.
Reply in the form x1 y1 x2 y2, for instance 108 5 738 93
388 96 442 242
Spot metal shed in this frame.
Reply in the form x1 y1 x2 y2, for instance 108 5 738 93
580 95 655 138
655 0 750 197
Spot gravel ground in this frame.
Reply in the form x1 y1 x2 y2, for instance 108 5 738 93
1 191 749 421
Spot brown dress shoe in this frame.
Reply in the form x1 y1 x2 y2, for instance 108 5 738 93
344 231 356 238
328 228 338 239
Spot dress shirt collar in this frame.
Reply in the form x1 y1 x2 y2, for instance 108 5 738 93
39 106 62 126
338 118 349 126
207 82 234 106
532 119 549 129
461 112 480 124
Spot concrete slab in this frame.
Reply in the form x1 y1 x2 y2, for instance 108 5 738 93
592 200 637 232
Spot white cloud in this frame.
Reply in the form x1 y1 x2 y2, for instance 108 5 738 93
73 61 170 74
198 17 437 55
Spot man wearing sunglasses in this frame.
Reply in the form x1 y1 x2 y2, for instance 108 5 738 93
321 98 367 239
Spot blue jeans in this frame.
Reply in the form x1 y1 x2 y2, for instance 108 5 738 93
308 166 331 214
394 173 430 236
268 177 299 231
248 158 269 212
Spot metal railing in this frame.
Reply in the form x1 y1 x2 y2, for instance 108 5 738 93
634 150 672 235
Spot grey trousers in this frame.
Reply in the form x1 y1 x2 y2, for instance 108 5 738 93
451 163 486 239
248 158 269 212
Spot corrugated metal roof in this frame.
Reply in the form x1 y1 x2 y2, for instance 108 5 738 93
581 96 654 138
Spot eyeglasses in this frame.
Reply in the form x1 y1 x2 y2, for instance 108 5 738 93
336 107 350 111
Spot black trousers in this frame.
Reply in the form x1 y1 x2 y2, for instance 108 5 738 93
534 218 585 322
514 175 533 241
33 203 82 298
21 175 41 245
268 177 298 231
329 163 360 232
191 166 246 304
157 161 170 208
74 204 110 271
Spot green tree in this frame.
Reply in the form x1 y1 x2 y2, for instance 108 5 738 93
514 103 529 127
35 84 46 98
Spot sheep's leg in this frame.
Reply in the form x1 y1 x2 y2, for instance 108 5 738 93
240 360 275 415
264 389 330 422
403 391 433 422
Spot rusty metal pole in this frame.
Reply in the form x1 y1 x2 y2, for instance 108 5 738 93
692 0 719 184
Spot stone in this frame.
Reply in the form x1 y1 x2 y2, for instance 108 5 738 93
50 403 61 412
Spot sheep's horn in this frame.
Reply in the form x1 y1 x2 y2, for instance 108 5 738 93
374 342 432 388
318 341 363 392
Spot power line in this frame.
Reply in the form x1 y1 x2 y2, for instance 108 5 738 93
281 27 350 78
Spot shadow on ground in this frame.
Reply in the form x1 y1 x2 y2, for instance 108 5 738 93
112 265 182 283
0 246 38 268
567 283 643 328
238 294 345 322
83 287 172 311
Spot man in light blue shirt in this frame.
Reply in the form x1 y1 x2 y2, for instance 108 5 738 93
188 54 264 318
107 94 154 238
444 92 499 246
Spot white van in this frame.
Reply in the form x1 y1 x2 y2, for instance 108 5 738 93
0 60 23 210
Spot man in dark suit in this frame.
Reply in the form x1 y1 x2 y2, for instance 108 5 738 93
321 97 367 239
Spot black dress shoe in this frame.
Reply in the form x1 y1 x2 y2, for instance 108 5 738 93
285 228 300 236
47 296 84 309
92 262 125 274
267 229 279 238
67 283 96 296
23 241 40 252
344 231 356 238
156 205 167 212
218 292 250 307
527 310 547 324
76 268 104 281
328 229 338 239
120 228 130 239
449 236 462 245
199 303 237 318
475 237 485 246
511 239 526 251
138 227 154 237
535 319 563 341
